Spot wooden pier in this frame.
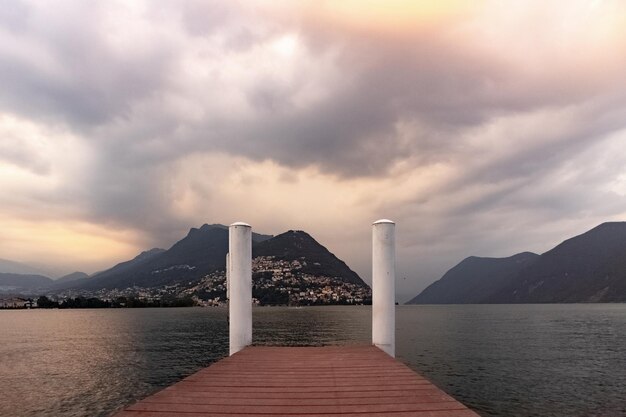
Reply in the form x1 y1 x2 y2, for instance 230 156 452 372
114 345 479 417
115 221 480 416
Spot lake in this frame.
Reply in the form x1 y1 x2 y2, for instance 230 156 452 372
1 305 625 416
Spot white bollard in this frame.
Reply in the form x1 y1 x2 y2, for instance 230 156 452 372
229 222 252 356
225 252 230 301
372 219 396 357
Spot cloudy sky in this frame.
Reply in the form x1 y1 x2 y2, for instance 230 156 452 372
1 0 626 301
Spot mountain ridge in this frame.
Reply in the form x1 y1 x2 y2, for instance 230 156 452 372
55 224 365 291
408 222 626 304
253 230 366 286
408 252 539 304
0 258 51 276
56 271 89 284
488 222 626 303
0 273 53 292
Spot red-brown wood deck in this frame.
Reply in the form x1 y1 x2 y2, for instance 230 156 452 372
114 345 479 417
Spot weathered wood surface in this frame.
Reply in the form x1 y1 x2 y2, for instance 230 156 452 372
114 345 480 417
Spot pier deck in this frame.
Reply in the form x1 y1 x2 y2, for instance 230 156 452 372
114 345 479 417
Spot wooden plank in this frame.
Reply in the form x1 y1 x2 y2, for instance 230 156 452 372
113 346 480 417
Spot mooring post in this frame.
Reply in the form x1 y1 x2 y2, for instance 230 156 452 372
229 222 252 356
372 219 396 357
225 252 230 301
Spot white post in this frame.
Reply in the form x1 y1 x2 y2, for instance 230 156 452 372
372 219 395 357
225 252 230 301
229 222 252 356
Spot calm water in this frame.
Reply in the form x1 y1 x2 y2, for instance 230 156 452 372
1 305 625 417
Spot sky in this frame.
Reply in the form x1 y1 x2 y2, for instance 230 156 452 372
1 0 626 301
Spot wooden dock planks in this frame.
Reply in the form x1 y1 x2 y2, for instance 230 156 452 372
114 345 480 417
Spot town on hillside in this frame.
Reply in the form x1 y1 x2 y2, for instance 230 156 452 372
1 256 371 308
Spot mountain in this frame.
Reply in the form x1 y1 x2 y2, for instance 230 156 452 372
78 246 178 289
71 224 272 290
50 248 166 290
489 222 626 303
0 258 49 276
55 271 89 283
407 252 539 304
59 224 365 292
408 222 626 304
0 273 53 293
253 230 367 286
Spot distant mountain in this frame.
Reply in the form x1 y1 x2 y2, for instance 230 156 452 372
407 252 538 304
253 230 367 286
0 258 49 276
408 222 626 304
0 273 53 293
489 222 626 303
70 224 272 290
59 224 365 292
55 271 89 283
50 248 166 290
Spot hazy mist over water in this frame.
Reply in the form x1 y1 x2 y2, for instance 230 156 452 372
1 305 625 417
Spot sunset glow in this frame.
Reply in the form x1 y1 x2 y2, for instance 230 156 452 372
314 0 477 31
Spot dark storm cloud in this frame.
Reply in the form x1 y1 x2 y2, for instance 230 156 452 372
2 2 489 175
3 1 623 179
90 19 626 182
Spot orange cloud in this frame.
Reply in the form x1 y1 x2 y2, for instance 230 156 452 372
301 0 477 33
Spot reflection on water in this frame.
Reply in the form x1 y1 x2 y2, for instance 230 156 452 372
253 306 370 346
396 304 626 417
1 305 625 417
0 308 228 417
